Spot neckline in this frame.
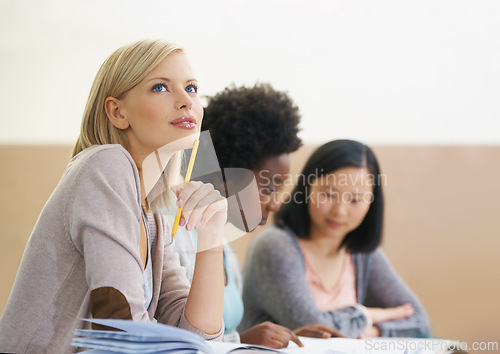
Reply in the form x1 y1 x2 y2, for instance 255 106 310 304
141 208 152 268
298 240 350 292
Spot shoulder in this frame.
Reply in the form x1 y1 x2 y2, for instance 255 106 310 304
247 226 303 267
352 248 386 263
252 226 299 252
69 145 139 187
351 248 394 282
68 145 140 206
71 144 136 173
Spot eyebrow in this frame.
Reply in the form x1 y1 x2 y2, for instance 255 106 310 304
320 185 336 190
145 77 198 84
319 186 363 194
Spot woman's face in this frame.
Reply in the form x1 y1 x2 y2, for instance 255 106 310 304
307 167 374 240
224 153 290 232
253 153 291 226
116 52 203 158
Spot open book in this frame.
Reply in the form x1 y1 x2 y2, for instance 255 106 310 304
73 319 463 354
72 318 280 353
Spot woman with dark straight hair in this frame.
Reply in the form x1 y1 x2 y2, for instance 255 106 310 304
279 139 384 253
240 140 431 339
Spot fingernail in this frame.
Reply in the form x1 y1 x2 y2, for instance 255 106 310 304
176 199 183 207
186 223 192 231
199 219 205 226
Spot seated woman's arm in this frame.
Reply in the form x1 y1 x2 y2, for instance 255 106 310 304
70 148 154 323
362 249 432 338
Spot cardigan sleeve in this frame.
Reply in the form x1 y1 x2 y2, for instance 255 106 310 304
241 228 368 338
69 147 150 322
362 249 432 338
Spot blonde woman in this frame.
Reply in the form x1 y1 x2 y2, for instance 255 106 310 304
0 39 227 353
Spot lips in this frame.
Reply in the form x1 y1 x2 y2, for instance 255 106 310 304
170 116 196 129
327 219 343 228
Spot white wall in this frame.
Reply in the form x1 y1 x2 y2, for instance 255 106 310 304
1 0 499 145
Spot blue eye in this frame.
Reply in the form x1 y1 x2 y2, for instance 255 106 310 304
185 84 198 93
152 84 167 92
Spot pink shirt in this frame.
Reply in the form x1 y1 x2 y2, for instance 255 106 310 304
298 241 357 311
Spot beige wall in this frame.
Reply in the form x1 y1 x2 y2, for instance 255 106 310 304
1 145 499 348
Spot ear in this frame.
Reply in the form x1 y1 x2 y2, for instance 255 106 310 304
104 96 130 130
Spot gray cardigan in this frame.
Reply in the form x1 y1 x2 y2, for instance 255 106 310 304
0 145 222 353
239 226 431 338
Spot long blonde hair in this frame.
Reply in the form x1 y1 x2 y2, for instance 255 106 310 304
73 39 185 209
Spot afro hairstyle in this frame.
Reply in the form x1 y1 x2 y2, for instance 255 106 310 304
201 83 302 171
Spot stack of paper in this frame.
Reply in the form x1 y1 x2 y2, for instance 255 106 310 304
73 318 214 353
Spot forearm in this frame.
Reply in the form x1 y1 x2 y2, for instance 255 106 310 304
375 307 431 338
184 234 224 335
364 249 432 338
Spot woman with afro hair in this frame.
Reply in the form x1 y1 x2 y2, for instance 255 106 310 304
202 83 302 227
173 83 345 349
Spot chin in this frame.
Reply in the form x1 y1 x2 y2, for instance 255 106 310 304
161 132 200 152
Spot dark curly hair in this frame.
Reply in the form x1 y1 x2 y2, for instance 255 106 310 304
201 83 302 171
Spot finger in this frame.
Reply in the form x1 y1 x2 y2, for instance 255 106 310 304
177 181 204 208
197 197 226 228
266 339 286 349
298 329 330 338
186 191 220 230
170 184 181 198
310 324 345 338
288 331 304 347
274 328 303 348
391 304 413 319
179 182 211 229
383 304 414 321
401 303 414 316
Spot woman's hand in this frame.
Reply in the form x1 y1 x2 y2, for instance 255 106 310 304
293 323 346 339
239 322 304 349
174 181 227 248
357 304 414 339
358 325 381 339
366 303 414 324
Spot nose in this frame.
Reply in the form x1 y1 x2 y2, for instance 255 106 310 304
331 199 348 217
175 89 193 111
267 195 280 213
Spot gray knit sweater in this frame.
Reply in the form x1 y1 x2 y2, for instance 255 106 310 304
0 145 222 353
239 226 431 338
